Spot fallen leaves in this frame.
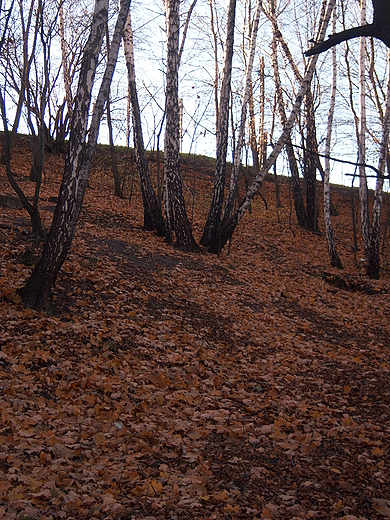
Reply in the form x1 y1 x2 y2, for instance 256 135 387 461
373 498 390 517
0 142 389 518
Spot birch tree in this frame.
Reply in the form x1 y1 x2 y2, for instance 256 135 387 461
200 0 237 250
307 0 390 275
123 9 165 236
304 89 319 232
366 49 390 278
59 1 73 121
324 5 343 269
258 56 267 169
359 0 370 259
163 0 198 250
51 0 91 151
19 0 131 310
209 0 219 130
267 0 307 228
207 0 335 253
221 0 262 227
248 73 260 176
265 0 325 231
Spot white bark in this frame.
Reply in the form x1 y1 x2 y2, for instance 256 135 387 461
324 6 342 268
163 0 197 249
163 0 180 241
210 0 335 253
265 4 302 84
367 50 390 277
200 0 237 248
258 55 266 166
209 0 219 128
14 0 132 310
123 9 165 234
178 0 197 66
234 0 335 225
223 0 262 220
359 0 370 259
270 4 306 228
59 2 73 120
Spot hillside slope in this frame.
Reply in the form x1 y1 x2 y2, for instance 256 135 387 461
0 138 389 519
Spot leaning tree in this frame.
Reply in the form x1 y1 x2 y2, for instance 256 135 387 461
204 0 336 253
19 0 131 310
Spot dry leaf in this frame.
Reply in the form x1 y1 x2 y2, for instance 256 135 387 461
373 499 390 517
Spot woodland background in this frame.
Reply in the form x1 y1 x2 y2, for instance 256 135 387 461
0 136 389 519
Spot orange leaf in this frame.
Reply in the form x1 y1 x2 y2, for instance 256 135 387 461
371 447 384 456
213 490 229 501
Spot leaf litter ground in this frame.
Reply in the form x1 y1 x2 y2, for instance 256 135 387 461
0 142 390 519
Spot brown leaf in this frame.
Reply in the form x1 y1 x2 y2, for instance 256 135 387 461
373 499 390 517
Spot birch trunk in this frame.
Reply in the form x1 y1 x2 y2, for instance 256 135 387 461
359 0 370 259
249 80 259 174
304 90 319 232
200 0 237 249
270 10 307 228
163 0 198 250
123 11 165 236
19 0 131 310
258 56 267 168
324 6 343 268
105 24 121 197
209 0 219 127
210 0 335 253
367 50 390 278
59 1 73 120
178 0 197 66
221 0 262 226
267 0 323 230
106 89 121 196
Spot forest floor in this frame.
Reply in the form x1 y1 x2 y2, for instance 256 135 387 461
0 137 390 520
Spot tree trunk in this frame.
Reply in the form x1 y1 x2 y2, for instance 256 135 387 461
286 139 307 228
211 0 335 253
359 0 371 259
104 25 121 197
221 0 261 226
367 49 390 278
29 134 43 182
249 81 259 176
1 0 38 164
304 90 319 232
59 1 73 120
209 0 219 130
106 89 122 197
163 0 197 250
19 0 131 310
123 11 165 236
324 6 343 269
200 0 237 249
258 56 267 169
270 11 306 228
0 90 43 237
178 0 197 66
0 0 45 243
